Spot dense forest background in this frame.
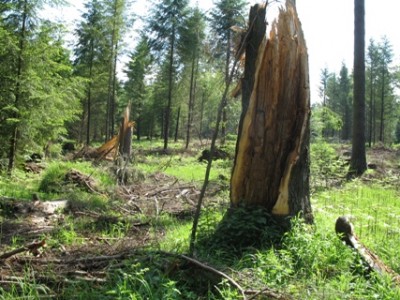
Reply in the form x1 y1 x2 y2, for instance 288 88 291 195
1 0 399 173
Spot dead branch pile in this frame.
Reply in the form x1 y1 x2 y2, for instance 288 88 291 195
24 162 45 173
0 247 290 300
64 169 99 193
116 173 203 218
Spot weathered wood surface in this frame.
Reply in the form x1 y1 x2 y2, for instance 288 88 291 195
231 1 312 222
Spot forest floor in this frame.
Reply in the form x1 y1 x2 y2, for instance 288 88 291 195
0 143 232 298
1 142 400 299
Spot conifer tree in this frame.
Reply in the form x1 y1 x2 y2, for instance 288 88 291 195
124 35 153 140
178 6 205 149
148 0 188 150
210 0 246 144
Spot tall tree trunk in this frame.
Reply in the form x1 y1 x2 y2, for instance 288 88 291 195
230 2 312 222
86 50 94 146
164 25 176 150
8 0 28 173
221 30 231 145
379 70 385 143
174 106 180 142
161 109 164 139
111 41 118 137
137 108 142 141
199 89 206 139
349 0 367 177
106 0 119 141
373 95 376 144
368 64 373 147
185 56 197 149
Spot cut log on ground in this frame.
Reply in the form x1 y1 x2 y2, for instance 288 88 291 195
335 216 400 285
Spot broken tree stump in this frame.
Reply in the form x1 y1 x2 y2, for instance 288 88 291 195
230 1 312 222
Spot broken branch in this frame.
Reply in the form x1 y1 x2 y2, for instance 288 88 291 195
0 239 46 260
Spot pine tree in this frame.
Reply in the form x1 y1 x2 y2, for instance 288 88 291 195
0 0 82 172
377 36 393 143
338 64 352 141
349 0 367 177
178 6 205 149
124 35 153 140
104 0 128 140
74 0 109 145
210 0 246 144
366 39 380 146
148 0 189 150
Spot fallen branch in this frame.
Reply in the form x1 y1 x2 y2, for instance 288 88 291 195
246 287 291 300
178 253 246 300
16 249 247 298
0 239 46 260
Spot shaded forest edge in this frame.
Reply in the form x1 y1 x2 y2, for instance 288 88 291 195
1 141 400 299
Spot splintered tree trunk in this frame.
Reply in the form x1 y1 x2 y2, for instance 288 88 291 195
231 2 312 223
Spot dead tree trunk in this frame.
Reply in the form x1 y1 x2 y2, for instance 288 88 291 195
230 1 312 223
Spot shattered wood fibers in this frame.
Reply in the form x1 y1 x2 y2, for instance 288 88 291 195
231 1 310 217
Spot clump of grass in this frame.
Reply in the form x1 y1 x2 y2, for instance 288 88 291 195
66 191 108 211
0 169 42 200
38 161 114 194
38 163 68 193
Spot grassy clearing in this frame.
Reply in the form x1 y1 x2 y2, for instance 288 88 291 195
137 155 231 183
1 141 400 299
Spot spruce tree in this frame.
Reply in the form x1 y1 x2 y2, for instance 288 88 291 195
148 0 189 150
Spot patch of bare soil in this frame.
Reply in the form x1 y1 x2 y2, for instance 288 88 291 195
364 146 400 185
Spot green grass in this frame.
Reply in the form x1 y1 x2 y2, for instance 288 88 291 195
313 181 400 273
2 140 400 299
0 169 42 200
39 161 115 193
136 154 232 183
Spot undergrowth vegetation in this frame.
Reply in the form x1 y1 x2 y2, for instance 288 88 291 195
1 140 400 299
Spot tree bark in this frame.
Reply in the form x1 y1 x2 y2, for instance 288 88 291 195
379 69 385 143
349 0 367 177
174 106 180 142
221 29 231 146
368 62 373 147
164 24 176 150
230 2 312 222
186 56 197 149
8 0 28 173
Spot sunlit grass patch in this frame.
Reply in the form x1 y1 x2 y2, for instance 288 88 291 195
0 169 42 200
38 161 114 195
136 154 232 182
313 181 400 272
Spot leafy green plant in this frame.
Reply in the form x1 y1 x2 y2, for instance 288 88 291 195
197 205 286 257
106 262 182 299
310 140 346 189
38 163 68 193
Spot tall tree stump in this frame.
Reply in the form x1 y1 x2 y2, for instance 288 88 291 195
231 1 312 223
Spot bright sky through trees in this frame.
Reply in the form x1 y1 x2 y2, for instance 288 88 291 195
47 0 399 103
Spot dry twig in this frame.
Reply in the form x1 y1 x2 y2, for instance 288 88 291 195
0 239 46 260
